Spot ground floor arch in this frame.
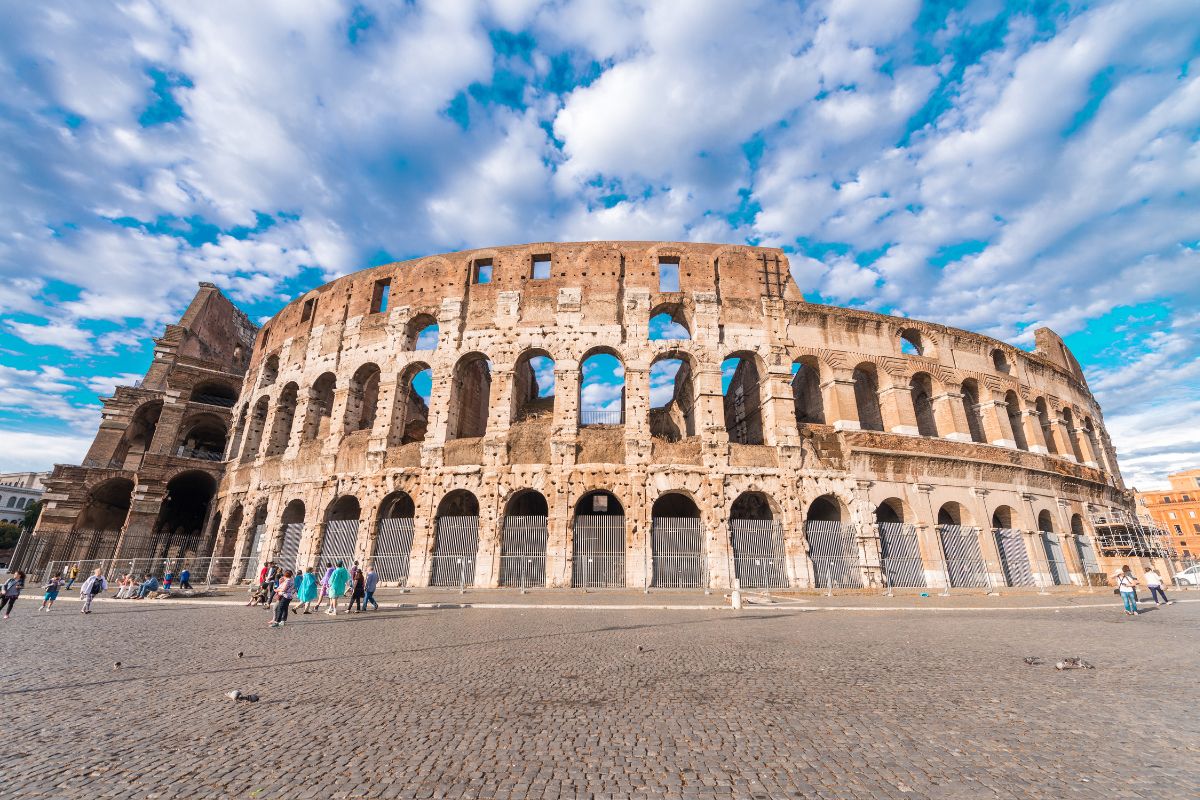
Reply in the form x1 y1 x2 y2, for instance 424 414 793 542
430 490 480 587
650 492 705 588
373 491 417 584
500 490 549 588
728 491 788 588
572 490 626 588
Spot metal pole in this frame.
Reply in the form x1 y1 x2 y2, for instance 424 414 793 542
826 560 834 598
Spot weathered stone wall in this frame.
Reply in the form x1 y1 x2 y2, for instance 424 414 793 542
214 242 1129 589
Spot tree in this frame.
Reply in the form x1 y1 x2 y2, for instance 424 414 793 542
0 521 22 550
21 499 43 532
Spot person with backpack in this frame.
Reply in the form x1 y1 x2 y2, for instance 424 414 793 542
162 570 174 593
41 573 64 612
1115 565 1139 616
1 571 26 619
80 569 108 614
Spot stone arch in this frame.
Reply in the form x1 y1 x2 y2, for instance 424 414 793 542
500 489 550 588
153 470 218 558
114 399 163 470
344 362 382 433
389 361 432 446
372 491 417 584
1035 397 1058 454
511 348 555 423
791 355 825 425
436 489 479 517
74 477 134 533
405 313 440 351
190 380 239 408
325 494 362 522
273 498 306 571
937 501 973 527
1082 416 1103 468
573 489 625 518
259 354 279 388
579 347 625 426
176 413 227 460
909 372 938 437
1061 407 1084 461
874 498 907 524
852 362 884 432
1070 513 1086 537
240 396 271 460
722 350 766 444
959 379 987 444
218 502 244 560
991 505 1017 529
650 349 697 441
505 488 549 517
1037 509 1055 532
730 490 776 521
302 373 336 442
266 382 299 456
1005 390 1028 450
651 491 701 518
898 327 933 357
806 494 845 523
991 348 1011 374
447 352 492 441
648 302 691 341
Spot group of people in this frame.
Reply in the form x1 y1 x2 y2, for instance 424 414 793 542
1114 565 1173 615
248 560 380 628
1 567 110 617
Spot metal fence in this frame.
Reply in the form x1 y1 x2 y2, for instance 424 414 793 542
1040 532 1070 586
372 517 416 584
499 515 548 588
878 523 925 588
42 556 259 588
806 520 863 588
243 524 267 581
572 515 626 588
938 525 990 589
579 410 623 426
429 516 480 588
275 523 303 573
315 520 358 571
729 519 789 588
994 528 1035 587
650 517 707 589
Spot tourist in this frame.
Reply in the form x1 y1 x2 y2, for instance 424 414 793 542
1144 568 1172 606
363 563 379 611
136 574 161 599
163 570 174 593
1115 565 1139 615
115 574 135 599
257 561 269 586
41 573 64 612
326 561 349 616
1 571 25 618
349 566 366 613
294 567 318 614
269 569 295 628
179 567 192 591
80 569 108 614
314 562 335 612
64 563 79 590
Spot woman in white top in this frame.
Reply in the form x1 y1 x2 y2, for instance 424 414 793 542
1143 568 1172 605
1115 566 1139 615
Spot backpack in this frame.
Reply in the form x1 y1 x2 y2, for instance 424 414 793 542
90 577 104 595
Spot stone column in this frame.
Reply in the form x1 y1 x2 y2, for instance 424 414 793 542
551 363 578 467
1072 427 1099 467
762 365 796 446
932 390 972 442
824 373 861 431
878 384 919 436
1020 409 1049 454
979 397 1015 448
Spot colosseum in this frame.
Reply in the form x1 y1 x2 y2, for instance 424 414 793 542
23 241 1147 592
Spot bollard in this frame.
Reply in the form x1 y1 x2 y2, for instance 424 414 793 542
731 578 742 609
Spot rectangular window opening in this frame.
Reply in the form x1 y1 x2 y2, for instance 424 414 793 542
371 279 392 314
473 259 493 284
531 255 552 280
658 257 680 292
301 297 317 323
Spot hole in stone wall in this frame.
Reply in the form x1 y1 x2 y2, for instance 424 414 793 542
722 353 764 444
791 358 824 425
580 351 624 426
650 354 695 441
390 364 432 445
512 351 555 423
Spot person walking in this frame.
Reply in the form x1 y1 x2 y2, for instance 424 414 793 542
64 564 79 590
294 567 318 614
314 562 335 612
1 571 25 619
327 561 349 616
41 573 64 611
363 564 379 611
162 570 174 593
269 569 296 628
1116 565 1139 615
179 568 192 591
80 569 108 614
1144 568 1172 606
349 567 366 613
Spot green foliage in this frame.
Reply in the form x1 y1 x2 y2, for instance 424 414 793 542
21 499 43 531
0 521 22 550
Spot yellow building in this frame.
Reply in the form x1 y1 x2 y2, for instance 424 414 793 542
1136 468 1200 562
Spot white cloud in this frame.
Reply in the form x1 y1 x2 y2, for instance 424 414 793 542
0 428 94 473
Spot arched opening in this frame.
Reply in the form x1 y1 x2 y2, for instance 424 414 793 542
227 404 247 460
500 489 549 588
1004 391 1028 450
266 383 298 456
176 415 227 461
114 400 162 471
876 499 924 588
431 490 480 587
649 352 696 442
899 329 924 356
1070 513 1098 581
190 381 238 408
579 350 625 426
650 492 704 588
909 372 938 437
722 352 765 445
805 494 859 588
259 354 279 388
317 495 360 571
405 314 439 351
1061 408 1084 461
448 353 492 441
807 495 843 523
389 363 432 446
218 503 243 560
852 363 884 432
729 491 786 588
991 349 1010 374
302 373 336 442
373 491 416 584
960 379 987 444
240 396 270 460
345 363 382 433
511 350 555 423
151 471 217 560
992 505 1032 587
1037 509 1068 585
1036 398 1058 454
73 478 134 560
572 490 626 588
937 501 987 588
791 357 824 425
274 499 305 572
241 502 270 581
648 304 691 341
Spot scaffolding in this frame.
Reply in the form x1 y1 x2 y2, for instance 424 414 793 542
1090 508 1174 560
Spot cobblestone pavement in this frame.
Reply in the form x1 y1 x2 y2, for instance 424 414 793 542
2 597 1197 799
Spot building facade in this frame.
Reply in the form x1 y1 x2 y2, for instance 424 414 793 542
1137 469 1200 561
0 472 48 526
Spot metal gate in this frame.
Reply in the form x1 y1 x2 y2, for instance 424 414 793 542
1041 532 1069 585
651 517 706 588
499 515 548 588
994 528 1034 587
1075 535 1100 575
572 515 625 588
729 519 789 588
806 521 863 588
878 523 925 588
429 516 480 587
938 525 989 588
317 519 358 570
276 523 303 572
243 524 266 581
372 517 416 584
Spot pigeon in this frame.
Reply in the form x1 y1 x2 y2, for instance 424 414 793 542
636 645 644 652
1055 657 1095 670
226 690 242 701
237 652 244 659
1023 657 1044 666
113 661 122 670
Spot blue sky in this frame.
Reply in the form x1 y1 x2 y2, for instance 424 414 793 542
0 0 1197 488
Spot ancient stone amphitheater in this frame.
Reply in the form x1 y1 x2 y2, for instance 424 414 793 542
24 241 1133 591
209 241 1124 591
